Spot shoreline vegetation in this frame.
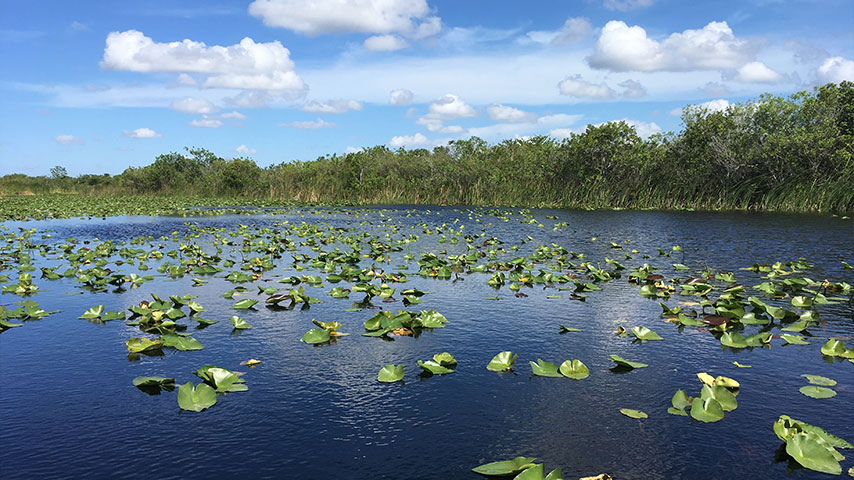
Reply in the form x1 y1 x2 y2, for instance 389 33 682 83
2 82 852 217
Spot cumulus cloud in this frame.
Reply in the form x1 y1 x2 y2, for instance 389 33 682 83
389 89 413 106
388 132 430 147
671 98 731 116
588 20 754 72
235 144 257 155
427 94 476 119
465 113 583 141
817 56 854 83
557 75 615 99
603 0 654 11
622 119 661 138
735 61 783 83
221 110 247 120
248 0 440 39
189 116 223 128
55 134 85 145
302 99 363 114
549 128 576 139
486 104 536 123
171 97 218 114
174 73 197 86
345 146 363 154
101 30 305 92
619 79 647 98
278 118 336 129
526 17 593 45
122 127 161 138
364 34 409 51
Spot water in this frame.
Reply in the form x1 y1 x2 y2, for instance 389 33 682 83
1 207 852 479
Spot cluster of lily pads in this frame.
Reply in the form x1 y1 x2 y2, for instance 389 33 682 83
472 456 611 480
132 364 250 412
377 353 457 382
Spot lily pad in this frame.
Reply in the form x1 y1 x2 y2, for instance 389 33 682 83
487 351 517 372
230 315 252 329
609 354 648 369
161 333 203 351
79 304 105 319
786 432 843 475
620 408 648 419
417 360 454 375
820 338 847 356
630 326 663 341
801 374 836 386
377 364 405 382
300 328 331 344
700 384 737 411
472 456 537 476
132 376 174 387
799 386 837 399
720 331 748 349
668 389 692 416
177 381 216 412
559 359 589 380
432 352 457 367
126 336 163 353
232 298 258 310
782 334 810 345
530 359 563 377
559 324 581 332
690 396 724 423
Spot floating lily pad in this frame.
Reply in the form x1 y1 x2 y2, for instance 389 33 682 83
126 336 162 353
487 351 517 372
377 364 404 382
801 374 837 386
132 376 174 387
530 359 562 377
300 328 331 344
690 396 724 423
630 326 663 341
79 305 104 319
433 352 457 367
668 389 692 416
620 408 647 419
820 338 847 356
230 315 252 329
732 361 752 368
232 298 258 310
417 360 454 375
786 433 843 475
799 386 837 399
559 324 581 332
700 384 737 411
559 359 589 380
472 456 537 476
782 334 810 345
609 354 647 369
161 333 203 351
177 381 216 412
720 331 748 349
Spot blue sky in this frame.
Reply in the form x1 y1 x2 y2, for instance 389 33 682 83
1 0 852 176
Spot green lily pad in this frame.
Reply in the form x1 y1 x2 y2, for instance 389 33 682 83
821 338 847 356
559 359 589 380
786 432 843 475
300 328 331 344
161 333 203 351
782 334 810 345
432 352 457 367
668 389 692 416
177 382 217 412
630 326 663 341
514 464 544 480
700 384 737 411
472 456 537 476
230 315 252 329
799 386 837 399
232 298 258 310
690 396 724 423
620 408 647 419
417 360 454 375
720 331 748 349
801 374 837 386
126 336 163 353
530 359 563 377
487 351 517 372
79 304 104 319
132 376 174 387
377 364 404 382
559 324 581 332
609 354 648 369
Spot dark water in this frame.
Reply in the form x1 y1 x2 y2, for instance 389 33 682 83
1 207 852 480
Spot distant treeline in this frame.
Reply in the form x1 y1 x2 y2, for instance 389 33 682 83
3 82 852 212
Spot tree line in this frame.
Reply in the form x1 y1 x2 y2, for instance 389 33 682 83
2 82 852 212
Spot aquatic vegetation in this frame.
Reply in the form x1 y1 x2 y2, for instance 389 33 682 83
773 415 852 475
377 364 405 383
619 408 647 419
487 351 517 372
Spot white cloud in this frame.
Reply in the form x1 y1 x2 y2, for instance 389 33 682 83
364 34 409 51
621 119 661 138
123 127 161 138
558 75 615 99
440 125 465 134
671 98 731 116
55 134 84 145
619 79 647 98
700 81 731 97
603 0 654 11
817 56 854 83
345 146 363 153
175 73 197 86
526 17 593 45
549 128 576 139
189 116 223 128
302 99 363 114
416 115 444 132
220 111 247 120
248 0 440 38
278 118 336 129
388 132 430 147
70 21 89 32
427 94 476 119
736 61 783 83
487 104 536 123
171 97 218 114
235 144 257 155
464 113 583 141
389 89 414 106
588 21 754 72
101 30 305 92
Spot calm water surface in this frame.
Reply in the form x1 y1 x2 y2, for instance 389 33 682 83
1 207 852 479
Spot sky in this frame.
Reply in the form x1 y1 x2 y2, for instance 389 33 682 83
1 0 853 176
